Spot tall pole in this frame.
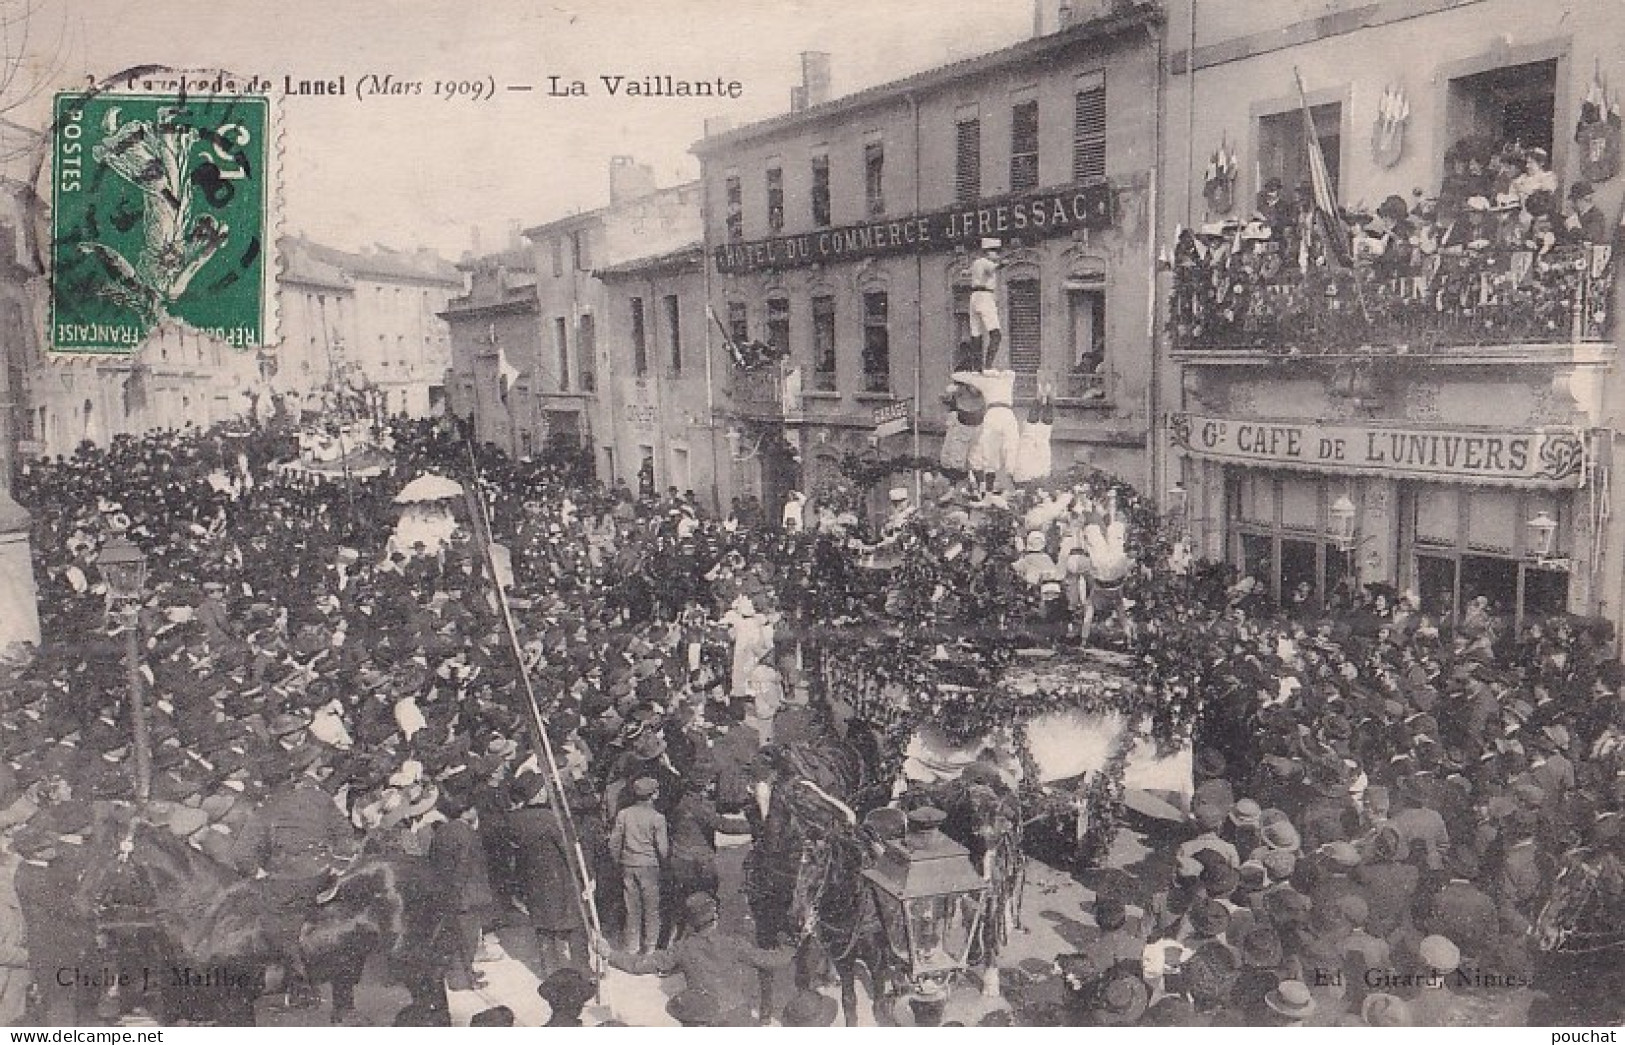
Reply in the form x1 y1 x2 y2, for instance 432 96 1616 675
122 605 151 803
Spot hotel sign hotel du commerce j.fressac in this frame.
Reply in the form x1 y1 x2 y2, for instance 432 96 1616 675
1171 413 1588 489
713 182 1114 275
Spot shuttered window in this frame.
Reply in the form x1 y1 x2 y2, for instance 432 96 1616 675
664 295 682 373
727 301 748 345
955 118 981 203
811 154 831 227
766 166 784 233
862 292 890 393
554 316 570 391
1007 278 1042 375
1073 80 1107 182
812 295 837 391
1011 100 1039 193
725 175 743 242
767 297 790 356
578 313 596 392
865 141 885 217
630 297 648 376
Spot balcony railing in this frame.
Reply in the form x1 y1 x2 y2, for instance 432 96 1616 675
728 362 787 417
1170 240 1615 355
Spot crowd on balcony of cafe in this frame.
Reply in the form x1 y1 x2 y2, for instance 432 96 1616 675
1170 135 1619 352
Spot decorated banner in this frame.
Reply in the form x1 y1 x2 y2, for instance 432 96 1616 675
1171 413 1586 488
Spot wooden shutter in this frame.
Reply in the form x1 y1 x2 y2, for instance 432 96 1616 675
956 118 981 203
1073 84 1106 182
1011 101 1039 193
1007 279 1042 374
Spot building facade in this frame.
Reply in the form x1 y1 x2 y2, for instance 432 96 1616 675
498 160 706 484
693 2 1164 520
1163 0 1625 633
290 239 461 418
596 243 732 508
442 245 541 456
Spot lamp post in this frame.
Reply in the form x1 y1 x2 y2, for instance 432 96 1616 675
862 807 988 1003
95 537 151 805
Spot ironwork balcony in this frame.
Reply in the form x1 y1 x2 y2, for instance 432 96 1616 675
1170 240 1614 357
728 362 788 419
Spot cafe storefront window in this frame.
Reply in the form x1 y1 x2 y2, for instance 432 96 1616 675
1227 471 1346 610
1402 484 1569 628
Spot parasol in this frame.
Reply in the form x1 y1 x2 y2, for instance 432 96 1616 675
394 473 465 504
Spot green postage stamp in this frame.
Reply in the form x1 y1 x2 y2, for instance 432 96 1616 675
49 89 272 354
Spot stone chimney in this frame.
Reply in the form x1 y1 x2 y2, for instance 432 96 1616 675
801 52 831 108
609 155 659 204
704 115 734 137
470 225 482 256
506 220 522 251
1034 0 1045 37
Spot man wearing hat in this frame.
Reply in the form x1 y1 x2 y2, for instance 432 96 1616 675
508 772 594 977
14 805 97 1025
665 764 749 938
537 966 598 1027
1565 181 1608 244
780 988 838 1027
1424 847 1497 964
609 776 668 955
606 891 794 1025
230 748 357 1005
968 238 1004 367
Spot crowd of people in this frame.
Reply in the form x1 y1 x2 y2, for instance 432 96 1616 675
0 412 1619 1027
1170 134 1618 352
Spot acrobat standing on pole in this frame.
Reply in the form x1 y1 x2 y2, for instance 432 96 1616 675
970 237 1004 368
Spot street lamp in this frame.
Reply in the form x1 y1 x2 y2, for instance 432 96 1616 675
1165 482 1189 532
1527 510 1559 562
861 806 988 992
95 537 151 805
1329 494 1357 551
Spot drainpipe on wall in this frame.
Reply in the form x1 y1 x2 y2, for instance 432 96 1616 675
911 91 924 506
699 182 724 515
1147 20 1167 507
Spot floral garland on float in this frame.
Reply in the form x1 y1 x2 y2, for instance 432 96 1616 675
809 461 1202 866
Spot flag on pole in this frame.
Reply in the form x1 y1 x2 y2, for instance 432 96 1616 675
1293 67 1350 268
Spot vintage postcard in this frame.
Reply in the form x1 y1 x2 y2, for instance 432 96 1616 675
0 0 1618 1032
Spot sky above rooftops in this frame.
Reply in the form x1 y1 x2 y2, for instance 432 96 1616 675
20 0 1030 256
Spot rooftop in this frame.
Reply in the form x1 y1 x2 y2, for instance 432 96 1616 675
287 236 462 287
594 242 705 278
691 1 1159 156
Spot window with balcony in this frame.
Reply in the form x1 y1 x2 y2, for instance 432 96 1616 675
1068 286 1107 399
1073 75 1106 182
725 174 743 242
766 296 790 360
864 140 885 217
554 316 570 391
862 291 890 393
956 116 981 203
1258 101 1341 204
766 166 784 233
812 294 837 391
1011 100 1040 194
630 296 648 376
664 294 682 373
1446 59 1558 167
1173 71 1611 355
811 154 831 227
